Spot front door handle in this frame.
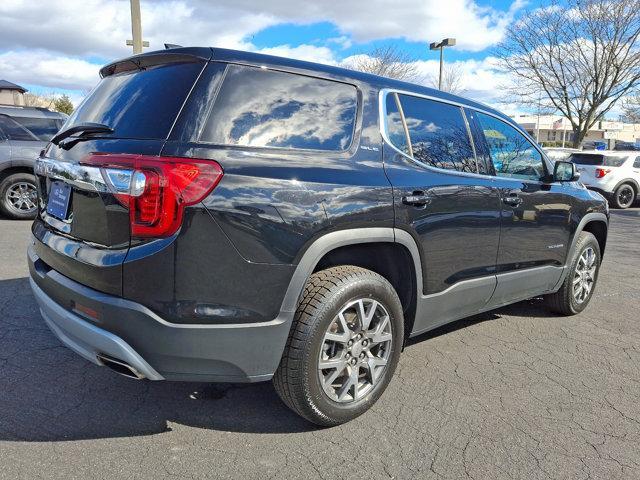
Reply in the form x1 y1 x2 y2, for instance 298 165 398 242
502 194 523 207
402 192 431 207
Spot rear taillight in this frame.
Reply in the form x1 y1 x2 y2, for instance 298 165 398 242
595 168 611 178
82 153 223 238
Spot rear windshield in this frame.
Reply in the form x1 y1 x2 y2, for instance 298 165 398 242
11 116 64 141
199 65 357 151
569 153 628 167
65 60 204 140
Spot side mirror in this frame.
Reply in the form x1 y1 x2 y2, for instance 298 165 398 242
554 161 580 182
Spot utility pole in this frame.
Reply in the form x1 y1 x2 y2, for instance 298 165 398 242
126 0 149 54
429 38 456 90
535 91 542 143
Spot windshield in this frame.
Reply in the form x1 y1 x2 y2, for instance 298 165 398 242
65 60 204 140
569 153 628 167
11 116 64 141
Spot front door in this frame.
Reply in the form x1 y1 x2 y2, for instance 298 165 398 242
381 92 502 334
470 111 573 307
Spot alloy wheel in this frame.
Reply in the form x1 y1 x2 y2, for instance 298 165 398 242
6 181 37 214
617 186 634 208
318 298 393 403
573 246 597 304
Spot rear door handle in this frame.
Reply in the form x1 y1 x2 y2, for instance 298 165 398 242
502 194 523 207
402 192 431 207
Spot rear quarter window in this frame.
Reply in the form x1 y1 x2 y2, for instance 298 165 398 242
65 60 205 140
199 65 357 151
0 115 39 141
602 156 629 167
11 117 64 141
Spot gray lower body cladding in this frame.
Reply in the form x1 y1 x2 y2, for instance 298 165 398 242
29 245 294 383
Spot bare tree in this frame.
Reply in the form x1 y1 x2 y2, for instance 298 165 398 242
621 95 640 122
23 92 55 109
425 64 466 94
495 0 640 147
345 45 421 82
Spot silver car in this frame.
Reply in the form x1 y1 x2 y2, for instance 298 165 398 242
0 105 66 219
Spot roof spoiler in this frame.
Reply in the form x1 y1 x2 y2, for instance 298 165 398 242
99 47 212 78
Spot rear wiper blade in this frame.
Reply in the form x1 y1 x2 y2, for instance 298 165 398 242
51 122 114 146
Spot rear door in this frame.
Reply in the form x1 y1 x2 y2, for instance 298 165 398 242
0 114 40 163
32 53 208 295
471 111 572 307
381 92 502 333
634 156 640 177
0 124 11 164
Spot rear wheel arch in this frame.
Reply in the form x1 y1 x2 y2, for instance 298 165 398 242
0 164 34 182
279 228 423 339
612 179 639 197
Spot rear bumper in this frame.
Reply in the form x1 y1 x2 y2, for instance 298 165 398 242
29 245 294 383
30 278 164 380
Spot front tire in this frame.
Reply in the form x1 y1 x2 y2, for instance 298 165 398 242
612 183 635 209
545 231 601 315
273 266 404 426
0 173 38 220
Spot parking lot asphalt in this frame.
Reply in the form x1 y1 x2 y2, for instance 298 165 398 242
1 210 639 480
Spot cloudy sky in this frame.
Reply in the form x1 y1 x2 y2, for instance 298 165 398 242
0 0 528 110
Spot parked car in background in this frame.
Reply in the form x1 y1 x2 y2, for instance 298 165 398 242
543 147 581 163
569 150 640 208
613 141 640 151
0 106 66 219
582 140 607 151
29 47 609 426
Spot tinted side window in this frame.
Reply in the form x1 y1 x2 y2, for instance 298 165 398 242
634 157 640 168
0 115 38 141
476 112 546 181
394 94 477 173
385 93 409 154
201 65 357 151
464 108 491 175
602 156 628 167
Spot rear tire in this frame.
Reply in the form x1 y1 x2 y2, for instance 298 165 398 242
273 266 404 426
545 231 601 315
0 173 38 220
611 183 635 209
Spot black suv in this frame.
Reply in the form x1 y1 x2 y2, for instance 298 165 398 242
28 47 609 426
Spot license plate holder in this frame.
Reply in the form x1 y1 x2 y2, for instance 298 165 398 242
46 181 72 220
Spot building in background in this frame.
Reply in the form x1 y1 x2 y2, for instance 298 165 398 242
514 114 640 149
0 80 27 106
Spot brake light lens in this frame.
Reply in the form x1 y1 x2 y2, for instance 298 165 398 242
83 153 223 238
595 168 611 178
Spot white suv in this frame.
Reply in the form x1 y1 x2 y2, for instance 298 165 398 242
570 151 640 209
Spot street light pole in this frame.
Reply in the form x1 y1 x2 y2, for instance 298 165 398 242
430 38 456 90
438 46 444 90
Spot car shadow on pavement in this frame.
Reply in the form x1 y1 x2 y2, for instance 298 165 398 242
0 277 560 442
0 277 314 441
406 296 556 347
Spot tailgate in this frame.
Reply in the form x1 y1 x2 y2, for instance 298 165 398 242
31 52 208 295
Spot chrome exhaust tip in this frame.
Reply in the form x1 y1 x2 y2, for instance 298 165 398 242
96 353 145 380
